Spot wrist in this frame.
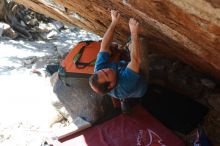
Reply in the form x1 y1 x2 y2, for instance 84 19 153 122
110 22 117 29
131 32 138 37
111 20 117 26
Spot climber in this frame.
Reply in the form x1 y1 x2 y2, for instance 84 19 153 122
89 10 148 112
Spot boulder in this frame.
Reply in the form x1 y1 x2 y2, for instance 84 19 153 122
51 72 114 124
0 22 17 38
14 0 220 80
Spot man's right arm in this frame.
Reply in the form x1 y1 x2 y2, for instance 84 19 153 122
100 10 120 54
127 18 141 73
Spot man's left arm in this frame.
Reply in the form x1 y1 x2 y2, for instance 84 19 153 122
127 18 141 73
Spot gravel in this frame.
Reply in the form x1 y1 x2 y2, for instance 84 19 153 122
0 25 100 146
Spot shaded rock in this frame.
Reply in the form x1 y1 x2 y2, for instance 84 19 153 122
0 22 17 38
51 73 114 124
200 79 216 89
23 56 37 65
14 0 220 80
49 73 70 120
207 94 220 113
203 109 220 146
148 54 216 100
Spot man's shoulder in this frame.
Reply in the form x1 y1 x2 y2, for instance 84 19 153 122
98 51 111 56
112 69 139 94
110 68 147 98
95 51 119 72
119 67 140 79
96 51 111 63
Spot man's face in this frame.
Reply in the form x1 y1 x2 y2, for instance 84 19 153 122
96 68 117 90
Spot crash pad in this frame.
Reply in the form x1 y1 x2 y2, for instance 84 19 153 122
53 105 186 146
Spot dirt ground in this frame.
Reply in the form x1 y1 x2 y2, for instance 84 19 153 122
0 26 100 146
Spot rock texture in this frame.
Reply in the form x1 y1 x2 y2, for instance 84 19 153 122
14 0 220 80
52 72 114 124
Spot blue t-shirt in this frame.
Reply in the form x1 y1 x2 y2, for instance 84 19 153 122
95 51 148 99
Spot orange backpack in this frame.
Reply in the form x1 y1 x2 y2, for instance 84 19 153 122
58 40 122 86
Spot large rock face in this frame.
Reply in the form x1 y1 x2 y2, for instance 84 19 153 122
14 0 220 80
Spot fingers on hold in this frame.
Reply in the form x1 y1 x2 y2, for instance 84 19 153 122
117 11 120 16
117 13 120 18
111 9 116 15
129 18 133 23
113 11 117 16
130 18 138 24
131 18 139 25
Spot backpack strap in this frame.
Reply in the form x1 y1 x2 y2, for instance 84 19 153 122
73 41 97 69
58 66 91 86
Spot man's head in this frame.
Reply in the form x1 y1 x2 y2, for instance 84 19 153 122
89 68 117 94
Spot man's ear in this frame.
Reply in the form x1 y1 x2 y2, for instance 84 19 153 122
91 85 99 93
108 82 114 89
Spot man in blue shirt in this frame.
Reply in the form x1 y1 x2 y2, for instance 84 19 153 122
89 10 148 111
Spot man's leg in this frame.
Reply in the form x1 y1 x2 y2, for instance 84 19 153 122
120 99 131 114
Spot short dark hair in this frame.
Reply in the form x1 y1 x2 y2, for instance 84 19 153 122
89 73 111 94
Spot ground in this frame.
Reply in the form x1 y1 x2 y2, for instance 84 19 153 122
0 26 100 146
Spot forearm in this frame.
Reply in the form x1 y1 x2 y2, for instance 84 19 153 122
100 22 117 53
130 33 141 70
131 33 140 58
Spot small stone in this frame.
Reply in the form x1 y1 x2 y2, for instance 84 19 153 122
28 18 38 26
48 21 64 31
200 79 216 89
3 28 18 39
24 15 32 21
31 69 42 76
20 21 26 27
0 22 18 38
24 56 37 65
38 23 50 32
47 30 58 39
